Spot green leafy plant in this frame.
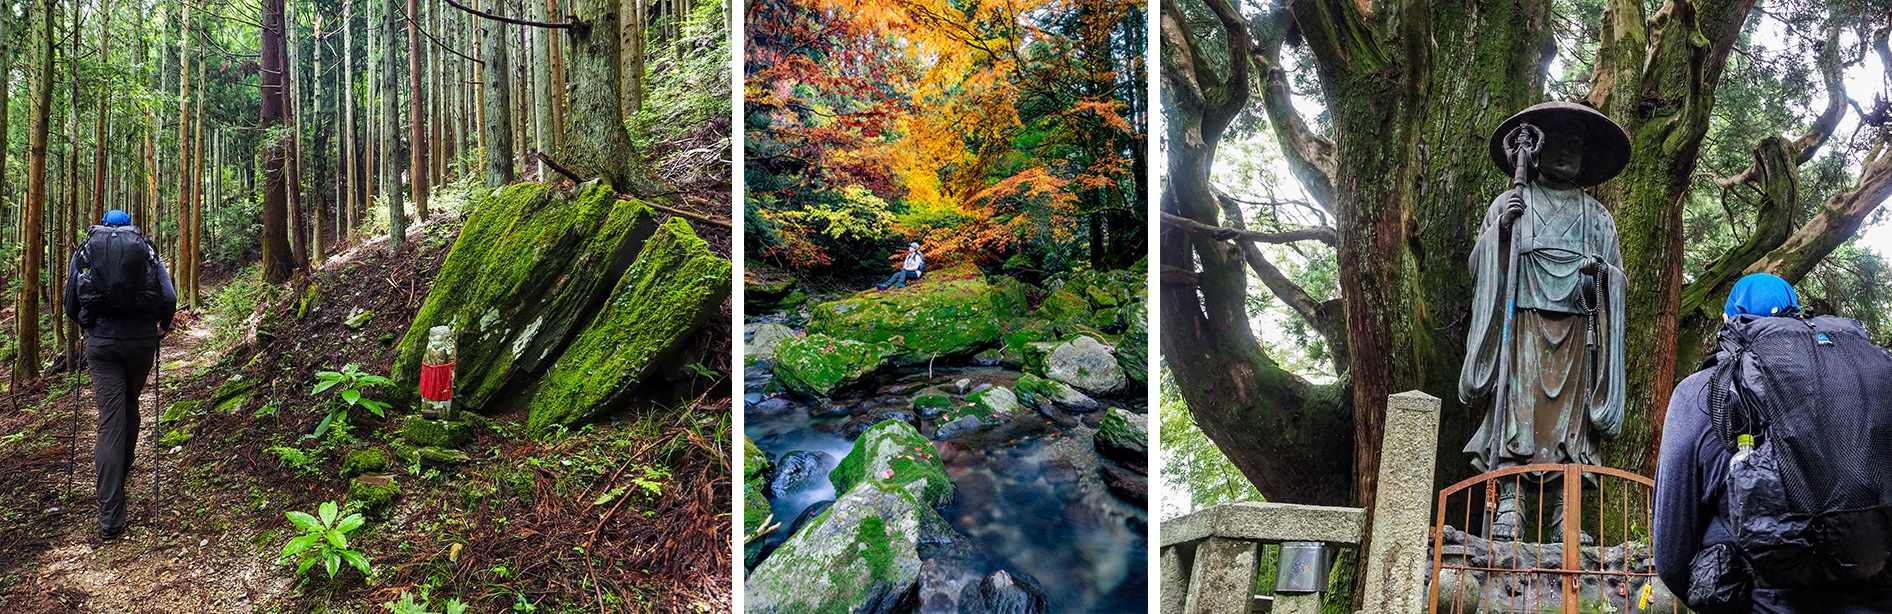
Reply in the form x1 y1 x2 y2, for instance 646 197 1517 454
310 364 395 439
383 589 468 614
265 445 324 477
281 501 373 580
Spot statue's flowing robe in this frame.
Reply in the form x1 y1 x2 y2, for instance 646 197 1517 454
1460 183 1627 472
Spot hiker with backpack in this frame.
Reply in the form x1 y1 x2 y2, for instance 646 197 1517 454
63 209 176 541
874 242 925 290
1654 273 1892 612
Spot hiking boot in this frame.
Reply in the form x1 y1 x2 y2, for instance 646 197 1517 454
99 524 125 541
875 283 889 290
891 282 905 289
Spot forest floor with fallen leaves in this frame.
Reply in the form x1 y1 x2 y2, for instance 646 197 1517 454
0 183 734 613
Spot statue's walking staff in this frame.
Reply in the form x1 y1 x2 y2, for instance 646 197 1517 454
1490 123 1544 465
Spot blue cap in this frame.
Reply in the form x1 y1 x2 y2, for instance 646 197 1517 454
1725 273 1799 317
102 209 130 226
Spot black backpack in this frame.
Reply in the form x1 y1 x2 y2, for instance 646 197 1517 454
74 225 166 326
1707 314 1892 587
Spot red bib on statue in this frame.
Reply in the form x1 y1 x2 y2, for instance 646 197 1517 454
419 362 455 402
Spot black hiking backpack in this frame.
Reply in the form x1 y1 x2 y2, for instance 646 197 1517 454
1706 314 1892 587
74 225 166 327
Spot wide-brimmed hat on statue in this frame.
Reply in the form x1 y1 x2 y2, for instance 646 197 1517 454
1488 101 1631 187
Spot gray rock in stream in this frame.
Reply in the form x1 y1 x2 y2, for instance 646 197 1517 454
958 570 1049 614
766 451 833 499
747 481 931 613
1095 407 1148 464
845 410 918 439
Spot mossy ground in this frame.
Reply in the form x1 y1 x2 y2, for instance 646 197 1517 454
806 266 1029 362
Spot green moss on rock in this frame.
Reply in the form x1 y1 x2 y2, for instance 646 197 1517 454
160 401 201 428
805 266 1028 363
745 481 932 612
350 476 402 513
342 448 391 476
400 416 483 448
770 334 899 399
912 393 954 410
392 180 660 412
524 218 731 433
208 376 256 414
829 420 953 508
159 429 191 448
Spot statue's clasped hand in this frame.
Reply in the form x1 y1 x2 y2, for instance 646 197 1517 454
1579 255 1606 275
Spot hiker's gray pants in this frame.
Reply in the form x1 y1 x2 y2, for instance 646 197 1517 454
88 335 158 532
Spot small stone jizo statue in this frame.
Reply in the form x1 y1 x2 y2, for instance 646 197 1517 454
1459 102 1629 542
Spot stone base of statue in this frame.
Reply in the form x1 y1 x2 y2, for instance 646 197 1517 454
1430 526 1681 613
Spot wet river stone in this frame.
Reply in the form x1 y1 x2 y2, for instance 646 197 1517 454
1095 408 1148 464
844 410 918 439
748 323 798 360
806 266 1029 363
958 570 1049 614
767 451 833 499
831 420 955 508
1029 335 1127 395
1014 373 1097 413
746 481 931 613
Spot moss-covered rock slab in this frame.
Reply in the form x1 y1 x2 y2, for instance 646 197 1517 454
351 475 402 515
392 180 660 412
745 264 807 313
1014 373 1098 412
806 266 1028 363
771 335 899 399
746 481 938 612
830 420 953 508
208 375 257 414
526 218 732 433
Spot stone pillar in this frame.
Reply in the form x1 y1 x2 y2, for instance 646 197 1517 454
1184 537 1260 614
1275 591 1323 614
1161 546 1188 614
1356 390 1442 614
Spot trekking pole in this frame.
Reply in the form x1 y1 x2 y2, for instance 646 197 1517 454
67 334 81 505
152 337 161 523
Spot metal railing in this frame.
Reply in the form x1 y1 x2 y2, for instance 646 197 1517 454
1427 464 1678 613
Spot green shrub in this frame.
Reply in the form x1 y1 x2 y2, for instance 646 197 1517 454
280 501 372 581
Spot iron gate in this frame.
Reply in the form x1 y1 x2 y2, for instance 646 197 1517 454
1426 463 1677 613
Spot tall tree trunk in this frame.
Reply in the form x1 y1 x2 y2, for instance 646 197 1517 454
626 0 644 115
563 0 658 192
480 13 514 187
548 0 564 152
382 0 407 246
189 65 205 307
260 0 296 283
408 0 429 220
14 0 51 383
532 0 550 174
345 1 359 236
287 3 309 268
90 1 109 223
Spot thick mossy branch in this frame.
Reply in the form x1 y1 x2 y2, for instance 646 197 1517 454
1249 12 1338 209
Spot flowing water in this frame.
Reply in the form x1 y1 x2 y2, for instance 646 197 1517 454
745 322 1149 612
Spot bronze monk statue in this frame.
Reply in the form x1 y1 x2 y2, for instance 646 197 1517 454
1459 102 1629 542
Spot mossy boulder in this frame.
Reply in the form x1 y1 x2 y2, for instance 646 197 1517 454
997 319 1056 368
1117 295 1149 389
208 376 256 414
1014 373 1098 412
830 420 953 508
392 180 660 412
343 448 392 476
526 218 732 433
413 447 472 466
746 480 939 612
399 416 483 448
771 335 899 399
745 264 807 313
1030 267 1145 337
964 386 1023 418
806 266 1028 363
160 401 201 428
744 479 774 570
350 476 401 514
1096 407 1148 464
1025 335 1127 395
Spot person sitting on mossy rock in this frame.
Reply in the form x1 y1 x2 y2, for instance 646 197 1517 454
874 243 926 290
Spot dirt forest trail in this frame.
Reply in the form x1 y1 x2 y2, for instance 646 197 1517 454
10 280 301 613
